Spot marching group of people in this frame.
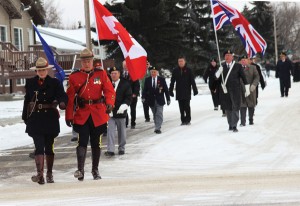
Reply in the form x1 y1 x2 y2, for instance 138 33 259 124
21 47 293 185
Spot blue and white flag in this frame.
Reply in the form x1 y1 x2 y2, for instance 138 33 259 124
32 23 65 82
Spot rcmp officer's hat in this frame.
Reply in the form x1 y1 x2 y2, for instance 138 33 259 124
30 57 53 71
223 50 234 56
79 48 94 59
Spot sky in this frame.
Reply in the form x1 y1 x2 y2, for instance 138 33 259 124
46 0 251 28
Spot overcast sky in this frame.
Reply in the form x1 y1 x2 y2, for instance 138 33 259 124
46 0 251 28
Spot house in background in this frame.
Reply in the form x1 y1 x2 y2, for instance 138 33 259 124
0 0 112 95
0 0 45 94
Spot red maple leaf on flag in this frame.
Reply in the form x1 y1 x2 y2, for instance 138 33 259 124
93 0 147 81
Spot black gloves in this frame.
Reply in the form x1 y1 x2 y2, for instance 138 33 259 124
66 120 73 127
106 104 113 114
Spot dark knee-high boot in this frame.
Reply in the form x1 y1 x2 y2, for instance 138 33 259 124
74 146 87 181
46 155 54 183
91 147 101 180
31 155 45 184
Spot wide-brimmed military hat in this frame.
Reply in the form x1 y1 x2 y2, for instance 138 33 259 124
79 48 94 59
223 50 234 56
30 57 53 71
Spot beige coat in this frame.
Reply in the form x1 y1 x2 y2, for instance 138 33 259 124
240 64 260 107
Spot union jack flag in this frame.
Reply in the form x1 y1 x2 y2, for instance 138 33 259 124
211 0 267 57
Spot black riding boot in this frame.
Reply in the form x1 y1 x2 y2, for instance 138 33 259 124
91 147 101 180
74 146 87 181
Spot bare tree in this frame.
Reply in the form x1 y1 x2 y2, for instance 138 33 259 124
275 2 300 57
43 0 63 28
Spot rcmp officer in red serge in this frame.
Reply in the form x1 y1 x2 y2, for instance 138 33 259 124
22 57 68 185
65 48 115 181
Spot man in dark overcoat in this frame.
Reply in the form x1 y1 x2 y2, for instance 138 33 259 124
22 57 68 184
215 50 249 132
275 52 293 97
105 67 132 157
122 60 140 129
169 56 198 125
142 66 170 134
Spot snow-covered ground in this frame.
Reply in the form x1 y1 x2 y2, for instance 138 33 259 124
1 72 300 205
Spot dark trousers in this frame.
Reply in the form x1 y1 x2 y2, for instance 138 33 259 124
143 101 150 121
226 110 239 128
73 115 106 148
240 107 255 125
126 96 138 127
280 79 289 96
32 134 55 155
178 99 191 124
210 90 219 107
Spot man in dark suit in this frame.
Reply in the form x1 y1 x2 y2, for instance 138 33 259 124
122 60 140 129
215 50 249 132
169 56 198 125
275 52 293 97
142 66 170 134
105 67 132 157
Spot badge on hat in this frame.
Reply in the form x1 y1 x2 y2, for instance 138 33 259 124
223 50 233 56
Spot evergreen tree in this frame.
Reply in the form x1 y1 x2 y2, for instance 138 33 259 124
102 0 187 70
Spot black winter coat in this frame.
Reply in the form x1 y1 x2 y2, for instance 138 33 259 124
112 78 132 118
169 66 198 100
142 76 170 107
276 59 293 88
203 65 218 91
22 75 68 137
218 62 248 111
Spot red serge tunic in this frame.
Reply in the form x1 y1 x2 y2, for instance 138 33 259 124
66 68 115 127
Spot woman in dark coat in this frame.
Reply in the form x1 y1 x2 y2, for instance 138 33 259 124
203 58 225 116
22 57 68 184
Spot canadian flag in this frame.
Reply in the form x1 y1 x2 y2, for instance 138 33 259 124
93 0 147 81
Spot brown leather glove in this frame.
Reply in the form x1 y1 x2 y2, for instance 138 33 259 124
106 104 113 114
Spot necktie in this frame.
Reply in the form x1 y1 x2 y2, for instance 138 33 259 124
152 78 155 88
112 82 115 88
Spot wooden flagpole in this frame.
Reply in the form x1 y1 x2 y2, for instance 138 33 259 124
91 0 104 69
210 0 222 66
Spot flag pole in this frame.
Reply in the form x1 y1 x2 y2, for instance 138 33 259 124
210 0 222 66
91 0 104 68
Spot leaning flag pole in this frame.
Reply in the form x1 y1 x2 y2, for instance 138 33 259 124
210 0 225 86
91 0 104 69
31 21 65 83
210 0 222 66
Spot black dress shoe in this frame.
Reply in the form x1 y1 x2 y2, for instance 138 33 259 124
240 123 245 127
154 129 162 134
232 127 238 132
229 126 233 131
249 121 254 125
71 137 78 142
104 151 115 157
131 125 135 129
145 119 150 122
118 151 125 155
